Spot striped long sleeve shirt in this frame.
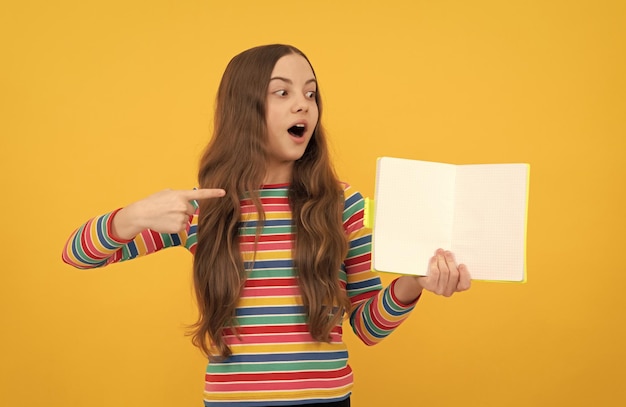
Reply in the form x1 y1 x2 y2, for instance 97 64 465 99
62 183 418 406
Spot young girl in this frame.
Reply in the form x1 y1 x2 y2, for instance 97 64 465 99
62 44 471 407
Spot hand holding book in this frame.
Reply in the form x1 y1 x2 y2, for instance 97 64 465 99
393 249 471 303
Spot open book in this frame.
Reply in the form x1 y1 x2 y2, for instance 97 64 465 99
368 157 530 282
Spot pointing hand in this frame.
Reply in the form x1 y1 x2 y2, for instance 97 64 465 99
111 188 226 239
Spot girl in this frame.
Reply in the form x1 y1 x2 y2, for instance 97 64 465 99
63 44 471 407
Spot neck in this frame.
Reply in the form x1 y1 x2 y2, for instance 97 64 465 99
263 161 293 185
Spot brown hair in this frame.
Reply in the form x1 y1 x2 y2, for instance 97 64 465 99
191 44 350 360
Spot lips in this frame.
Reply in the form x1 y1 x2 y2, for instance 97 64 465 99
288 123 306 137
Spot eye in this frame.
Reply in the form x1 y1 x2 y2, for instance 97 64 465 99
305 91 316 99
274 90 287 96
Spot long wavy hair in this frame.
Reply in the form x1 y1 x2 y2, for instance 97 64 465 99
191 44 350 360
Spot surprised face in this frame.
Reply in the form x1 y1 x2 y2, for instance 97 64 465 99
264 53 319 183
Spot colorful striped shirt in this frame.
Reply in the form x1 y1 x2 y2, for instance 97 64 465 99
62 183 418 406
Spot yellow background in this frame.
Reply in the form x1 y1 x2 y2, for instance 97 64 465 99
1 0 625 406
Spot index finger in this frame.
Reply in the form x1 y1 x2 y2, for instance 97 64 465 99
180 188 226 201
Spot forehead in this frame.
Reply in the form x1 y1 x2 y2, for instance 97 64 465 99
270 53 315 79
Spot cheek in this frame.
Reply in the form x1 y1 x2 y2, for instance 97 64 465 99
312 105 320 122
265 110 280 131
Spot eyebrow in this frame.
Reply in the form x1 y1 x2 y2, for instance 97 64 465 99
269 76 317 85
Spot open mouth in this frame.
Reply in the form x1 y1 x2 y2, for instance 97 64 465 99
288 124 306 137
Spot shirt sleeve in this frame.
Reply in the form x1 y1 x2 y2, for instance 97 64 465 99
342 183 420 346
61 207 199 269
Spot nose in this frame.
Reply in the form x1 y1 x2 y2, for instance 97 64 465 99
292 95 309 113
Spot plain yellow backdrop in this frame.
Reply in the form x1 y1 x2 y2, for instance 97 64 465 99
1 0 625 406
